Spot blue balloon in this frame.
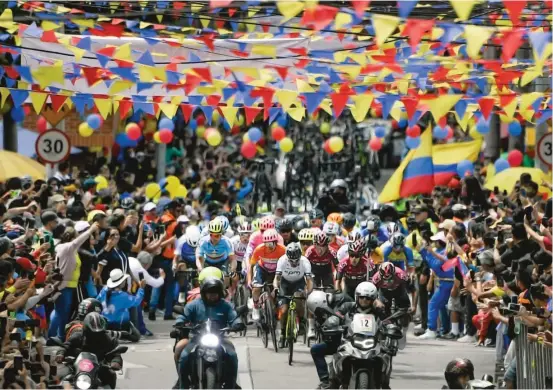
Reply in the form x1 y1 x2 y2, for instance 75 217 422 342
188 119 197 130
494 158 510 174
405 136 421 149
476 118 490 134
277 114 288 127
374 126 386 138
86 114 102 130
115 133 138 148
398 118 408 128
508 121 522 137
248 127 262 143
159 117 175 131
11 106 24 122
433 125 448 140
457 160 474 177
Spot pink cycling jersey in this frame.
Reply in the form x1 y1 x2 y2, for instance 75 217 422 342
244 230 284 265
372 266 409 290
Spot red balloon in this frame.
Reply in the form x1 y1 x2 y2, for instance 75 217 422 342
271 126 286 141
138 120 145 129
507 149 523 167
23 105 31 115
231 126 241 135
257 137 266 147
323 140 333 154
445 126 454 139
196 115 206 127
372 104 382 117
368 138 383 151
391 120 399 129
406 125 421 137
241 141 257 159
159 129 174 144
126 124 142 141
36 116 48 133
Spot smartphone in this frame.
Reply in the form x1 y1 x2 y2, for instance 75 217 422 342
14 356 23 371
498 201 504 209
508 303 521 312
138 272 144 281
469 270 475 280
39 237 46 245
50 365 57 377
43 354 51 365
525 206 533 218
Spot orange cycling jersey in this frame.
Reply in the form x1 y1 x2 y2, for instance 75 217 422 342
250 244 286 272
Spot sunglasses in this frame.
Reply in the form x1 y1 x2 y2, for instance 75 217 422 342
358 296 372 301
210 233 221 238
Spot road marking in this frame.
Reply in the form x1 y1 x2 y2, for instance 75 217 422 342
237 345 254 390
117 361 149 379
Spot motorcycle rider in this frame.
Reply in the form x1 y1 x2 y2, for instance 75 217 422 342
316 179 355 218
176 277 245 389
309 282 386 389
443 358 475 389
56 312 123 389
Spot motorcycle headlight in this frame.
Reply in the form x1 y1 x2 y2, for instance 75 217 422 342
76 374 92 390
200 334 219 348
352 336 375 350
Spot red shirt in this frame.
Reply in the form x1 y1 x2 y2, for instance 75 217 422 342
544 236 552 252
329 237 345 253
337 256 371 281
305 245 336 267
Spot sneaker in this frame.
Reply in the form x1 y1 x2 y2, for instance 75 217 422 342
148 310 156 321
413 327 427 336
164 314 176 321
413 323 424 331
416 329 437 340
442 333 460 340
279 336 286 349
457 334 475 343
252 308 261 322
178 292 186 304
484 338 495 348
141 329 154 337
317 381 330 389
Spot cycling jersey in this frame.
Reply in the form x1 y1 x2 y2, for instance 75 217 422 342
336 256 372 296
230 235 248 263
244 230 284 264
381 244 414 271
304 246 337 267
250 244 286 272
328 237 345 253
276 255 311 283
175 235 197 263
197 236 234 265
372 266 409 290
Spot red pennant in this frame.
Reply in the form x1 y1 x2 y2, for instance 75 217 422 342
180 104 196 123
206 94 222 107
301 5 338 31
244 106 263 125
400 96 419 120
503 0 526 26
250 88 275 120
478 97 495 120
288 47 308 56
41 30 58 43
351 0 370 17
261 23 270 33
272 66 288 80
50 95 68 112
215 19 225 29
294 59 310 69
118 99 133 119
437 116 448 128
330 93 350 118
82 67 101 86
196 34 215 51
230 50 250 58
192 68 213 83
97 46 116 57
228 8 236 17
501 29 523 62
495 70 522 90
499 94 517 108
184 74 203 95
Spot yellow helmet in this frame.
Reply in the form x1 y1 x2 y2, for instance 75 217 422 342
208 219 224 234
198 267 224 285
298 228 315 242
252 218 261 231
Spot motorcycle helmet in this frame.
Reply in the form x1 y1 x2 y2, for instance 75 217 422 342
307 290 328 315
77 298 103 321
379 262 395 280
200 277 225 303
323 222 340 236
327 213 343 225
120 197 135 210
198 267 224 285
237 221 253 234
286 242 302 266
343 213 356 229
83 312 106 334
185 226 202 248
444 358 475 389
354 282 378 307
330 179 347 192
321 315 342 344
314 231 330 247
366 215 381 231
309 208 324 221
259 216 275 231
298 228 315 242
391 232 406 248
263 228 279 243
276 218 293 233
208 219 224 234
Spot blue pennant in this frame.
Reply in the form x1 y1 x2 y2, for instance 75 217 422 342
379 94 400 120
455 100 468 119
133 101 154 115
303 92 326 114
199 106 214 125
398 0 418 18
10 90 29 107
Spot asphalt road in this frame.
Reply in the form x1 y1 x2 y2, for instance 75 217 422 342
115 319 495 389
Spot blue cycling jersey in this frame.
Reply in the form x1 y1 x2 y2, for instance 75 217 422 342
382 245 414 271
180 242 196 263
197 236 234 265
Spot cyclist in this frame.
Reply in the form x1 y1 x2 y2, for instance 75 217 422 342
277 218 298 245
372 262 410 316
274 242 313 348
294 218 310 235
305 231 336 289
249 229 287 321
174 225 202 303
230 222 253 276
342 213 357 235
336 231 363 263
244 216 283 267
381 232 415 273
309 209 325 229
362 215 387 244
326 213 343 227
298 228 315 254
323 222 344 253
336 240 374 299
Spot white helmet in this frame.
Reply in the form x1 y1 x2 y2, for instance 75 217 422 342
355 282 378 301
216 216 230 232
185 226 201 248
307 290 328 315
323 222 340 236
330 179 347 190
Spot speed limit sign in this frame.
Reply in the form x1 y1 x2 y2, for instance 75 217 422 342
35 129 71 164
537 132 552 168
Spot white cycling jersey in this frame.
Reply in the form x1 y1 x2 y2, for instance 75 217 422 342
337 243 349 262
276 255 312 283
230 235 248 263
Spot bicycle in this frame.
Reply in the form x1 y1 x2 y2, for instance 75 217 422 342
280 294 307 365
232 271 249 337
256 283 278 352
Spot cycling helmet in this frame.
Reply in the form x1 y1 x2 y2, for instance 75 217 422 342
237 222 253 234
295 219 310 232
444 358 475 389
314 231 330 247
263 228 279 243
355 281 378 302
77 298 102 321
198 267 224 285
309 208 324 221
366 215 381 231
208 219 224 234
276 218 294 233
347 230 363 243
391 232 405 248
298 228 315 242
379 262 395 280
327 213 343 225
185 226 201 248
83 312 106 333
200 277 225 302
348 239 365 257
323 222 340 236
343 213 356 229
307 290 328 315
286 242 302 265
120 197 135 210
252 218 260 231
386 221 400 236
216 216 230 232
330 179 347 191
259 216 275 231
365 233 379 251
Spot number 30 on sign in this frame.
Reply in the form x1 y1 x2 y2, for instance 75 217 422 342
537 133 552 168
35 129 71 164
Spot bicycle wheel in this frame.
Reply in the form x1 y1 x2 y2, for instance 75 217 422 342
260 309 269 348
237 286 248 336
287 309 295 365
266 298 278 352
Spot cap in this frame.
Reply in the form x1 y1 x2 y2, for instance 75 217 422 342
63 184 78 193
48 194 65 207
439 219 457 231
74 221 90 233
412 204 429 214
452 204 467 212
177 215 190 223
430 231 447 242
16 257 36 272
275 201 286 211
477 249 494 266
143 202 156 212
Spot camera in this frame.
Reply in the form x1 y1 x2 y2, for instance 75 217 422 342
530 282 548 301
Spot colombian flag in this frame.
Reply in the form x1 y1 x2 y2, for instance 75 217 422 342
432 140 482 186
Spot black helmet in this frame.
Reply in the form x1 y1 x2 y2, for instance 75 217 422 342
78 298 103 321
83 312 106 334
200 277 224 303
309 209 324 221
343 213 356 229
295 219 310 232
444 358 475 389
276 218 294 233
120 197 135 210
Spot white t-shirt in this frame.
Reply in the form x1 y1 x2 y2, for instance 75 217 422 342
276 255 312 283
128 257 164 288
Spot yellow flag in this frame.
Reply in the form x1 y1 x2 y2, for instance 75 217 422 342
0 87 10 109
93 98 112 120
73 19 95 28
277 0 304 22
287 106 305 122
449 0 476 21
455 111 473 131
503 98 518 120
350 94 373 123
109 80 133 95
372 14 399 46
335 12 352 30
520 92 542 111
296 79 315 93
319 99 332 116
32 65 64 89
114 43 132 61
41 21 60 31
252 44 277 58
230 67 260 79
465 25 493 59
426 94 462 123
30 92 48 114
220 106 239 126
521 70 541 87
67 46 86 62
276 90 299 111
159 103 178 119
0 8 13 22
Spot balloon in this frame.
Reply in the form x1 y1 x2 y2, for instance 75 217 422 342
507 149 523 167
241 141 257 159
248 127 263 143
78 122 94 137
494 158 510 174
374 126 386 138
11 106 24 122
370 105 382 118
23 105 31 115
165 176 180 193
231 125 240 135
206 129 222 146
476 118 490 134
457 160 474 177
391 120 399 129
433 125 448 140
159 117 175 131
320 122 331 134
323 140 333 154
271 126 286 141
189 119 197 130
145 183 161 200
277 114 288 127
406 125 421 137
159 129 173 144
279 137 294 153
196 115 206 127
405 136 421 149
115 132 137 148
125 123 141 140
508 121 522 137
153 132 161 143
328 136 344 153
398 118 408 128
37 116 48 133
469 125 483 139
171 184 188 199
369 138 383 151
86 114 103 130
446 126 454 139
196 126 206 138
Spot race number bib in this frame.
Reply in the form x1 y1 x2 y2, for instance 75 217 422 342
351 314 376 335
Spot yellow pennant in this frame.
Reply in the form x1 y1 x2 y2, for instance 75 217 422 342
276 90 299 111
114 43 132 61
277 0 305 22
449 0 476 21
41 21 61 31
520 92 542 112
350 94 373 123
287 106 305 122
109 80 133 95
93 98 112 120
335 12 352 30
159 103 178 119
521 69 541 87
503 98 518 120
220 105 239 126
0 87 10 109
372 14 399 47
464 25 493 59
426 94 462 123
252 44 277 58
30 92 48 114
296 79 315 93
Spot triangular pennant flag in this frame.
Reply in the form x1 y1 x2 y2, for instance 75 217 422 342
268 108 282 125
450 0 476 21
244 106 262 125
537 109 552 125
180 104 196 123
501 29 524 62
277 0 305 22
303 92 326 114
94 98 112 120
159 103 178 119
379 94 400 120
478 97 495 120
400 96 419 120
404 18 434 51
330 93 350 118
455 100 468 120
118 99 133 119
351 0 370 17
408 110 423 128
426 95 462 123
10 90 29 107
220 105 239 127
519 92 541 112
529 31 551 59
503 0 526 26
500 95 518 119
29 91 47 114
398 0 418 18
350 94 373 123
50 95 68 113
464 25 493 59
372 14 399 47
276 90 299 112
287 106 305 122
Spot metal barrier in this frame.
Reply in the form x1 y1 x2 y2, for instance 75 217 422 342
514 320 552 389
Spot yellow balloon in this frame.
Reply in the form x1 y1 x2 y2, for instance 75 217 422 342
469 125 483 139
242 133 250 143
145 183 161 200
329 136 344 153
279 137 294 153
145 118 157 133
79 123 93 137
165 176 180 193
153 132 161 143
172 184 188 199
212 110 220 122
94 175 108 187
270 122 279 129
196 126 206 138
207 129 222 146
237 115 245 126
320 122 331 134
